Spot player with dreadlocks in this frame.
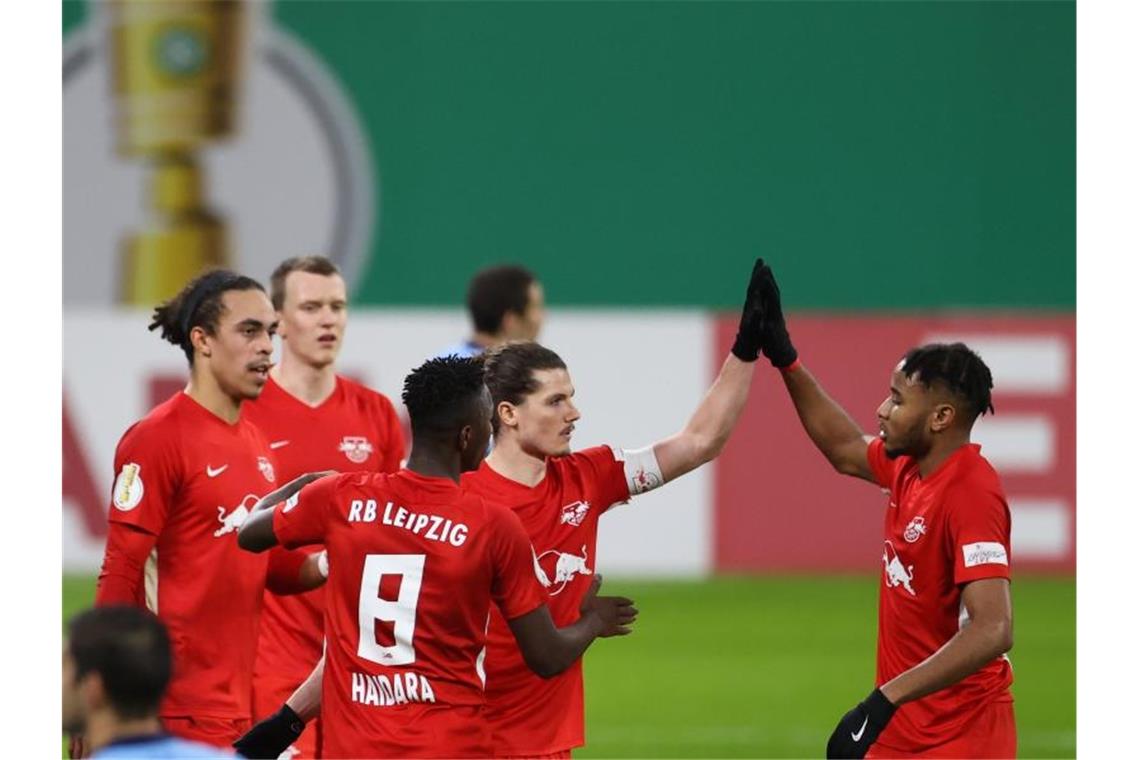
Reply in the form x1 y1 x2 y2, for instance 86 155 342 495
748 262 1016 759
83 269 327 754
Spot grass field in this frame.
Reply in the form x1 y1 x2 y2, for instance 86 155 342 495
62 574 1075 758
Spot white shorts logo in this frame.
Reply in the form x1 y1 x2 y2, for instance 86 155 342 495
962 541 1009 568
112 462 144 511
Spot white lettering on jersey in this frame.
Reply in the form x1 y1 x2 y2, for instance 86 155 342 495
351 672 436 707
962 541 1009 568
376 501 468 546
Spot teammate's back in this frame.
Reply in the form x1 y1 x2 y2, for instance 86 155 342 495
274 469 544 756
235 356 638 759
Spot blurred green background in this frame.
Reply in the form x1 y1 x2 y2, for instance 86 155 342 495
64 574 1075 758
64 0 1074 310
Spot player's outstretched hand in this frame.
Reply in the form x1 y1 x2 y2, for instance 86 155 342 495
825 687 897 758
233 704 305 759
730 258 768 362
579 574 638 637
753 260 799 368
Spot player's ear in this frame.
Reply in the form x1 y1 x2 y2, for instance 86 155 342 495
496 400 518 432
458 424 473 453
189 325 212 358
930 402 956 433
79 671 108 710
275 311 287 341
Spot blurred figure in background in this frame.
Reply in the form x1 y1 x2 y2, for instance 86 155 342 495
245 255 405 758
436 264 545 359
63 606 231 759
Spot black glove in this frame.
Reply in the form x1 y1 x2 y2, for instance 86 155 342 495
730 258 768 362
233 704 305 759
825 688 897 759
753 262 798 368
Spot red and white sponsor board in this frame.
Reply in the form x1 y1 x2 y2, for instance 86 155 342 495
64 309 1073 575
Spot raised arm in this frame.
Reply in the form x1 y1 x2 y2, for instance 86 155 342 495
649 259 768 482
780 363 876 482
506 575 637 678
749 261 877 482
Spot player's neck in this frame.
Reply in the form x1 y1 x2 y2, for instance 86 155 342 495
84 712 164 754
185 373 242 424
484 438 548 487
271 354 338 406
916 432 971 478
405 449 462 484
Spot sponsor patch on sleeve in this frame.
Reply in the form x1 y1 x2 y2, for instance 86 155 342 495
112 463 144 511
962 541 1009 568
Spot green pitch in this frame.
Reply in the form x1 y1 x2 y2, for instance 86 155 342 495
62 574 1075 758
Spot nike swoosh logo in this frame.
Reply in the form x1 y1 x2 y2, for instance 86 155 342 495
851 716 869 742
269 440 290 450
206 464 229 478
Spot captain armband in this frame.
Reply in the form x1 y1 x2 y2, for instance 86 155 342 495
608 445 665 496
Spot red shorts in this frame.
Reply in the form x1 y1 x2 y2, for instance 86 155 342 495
162 715 251 748
867 700 1017 759
252 673 322 758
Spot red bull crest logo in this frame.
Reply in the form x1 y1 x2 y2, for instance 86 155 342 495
215 494 261 538
882 540 916 596
559 500 591 527
903 516 927 543
339 436 374 464
532 545 593 596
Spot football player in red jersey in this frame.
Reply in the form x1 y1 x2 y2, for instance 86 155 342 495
459 258 770 758
234 258 772 758
88 270 325 754
245 256 405 758
747 261 1015 759
234 356 638 759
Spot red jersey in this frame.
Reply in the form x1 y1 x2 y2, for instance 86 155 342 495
97 392 276 719
866 438 1014 753
272 470 546 758
244 375 404 687
462 446 631 756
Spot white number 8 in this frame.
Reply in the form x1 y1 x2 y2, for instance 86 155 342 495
357 554 425 666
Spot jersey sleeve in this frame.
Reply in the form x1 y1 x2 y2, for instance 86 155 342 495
576 445 632 512
945 480 1012 585
272 474 341 549
865 437 895 489
488 505 547 621
377 396 406 473
265 545 319 595
107 422 181 536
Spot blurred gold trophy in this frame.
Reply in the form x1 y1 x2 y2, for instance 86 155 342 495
109 0 246 304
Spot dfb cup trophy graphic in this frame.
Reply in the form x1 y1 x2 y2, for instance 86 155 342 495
110 0 244 304
64 0 374 307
